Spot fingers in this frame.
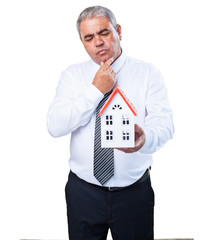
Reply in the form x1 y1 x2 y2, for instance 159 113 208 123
100 57 114 70
116 147 135 153
110 69 116 79
92 56 116 94
115 124 146 153
100 57 116 79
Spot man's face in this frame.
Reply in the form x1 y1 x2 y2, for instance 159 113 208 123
79 16 122 65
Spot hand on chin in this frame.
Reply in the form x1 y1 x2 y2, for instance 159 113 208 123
100 55 110 63
99 52 113 63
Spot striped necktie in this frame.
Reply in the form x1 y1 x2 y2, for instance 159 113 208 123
93 90 114 185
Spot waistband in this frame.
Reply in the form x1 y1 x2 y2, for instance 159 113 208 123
71 169 150 192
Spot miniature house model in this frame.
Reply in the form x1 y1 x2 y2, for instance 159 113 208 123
99 85 137 148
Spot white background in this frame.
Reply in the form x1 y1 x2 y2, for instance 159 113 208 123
0 0 222 239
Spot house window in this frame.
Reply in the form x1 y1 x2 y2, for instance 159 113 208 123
122 115 130 125
122 130 130 141
106 131 113 140
106 115 113 125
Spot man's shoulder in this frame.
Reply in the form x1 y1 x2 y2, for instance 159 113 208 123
126 55 157 72
63 59 93 74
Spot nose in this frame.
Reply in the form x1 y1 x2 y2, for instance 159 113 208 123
94 35 104 47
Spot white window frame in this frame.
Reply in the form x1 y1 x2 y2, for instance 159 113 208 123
106 130 113 141
122 115 130 125
105 115 113 125
122 130 130 141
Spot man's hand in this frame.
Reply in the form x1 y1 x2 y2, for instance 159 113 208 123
92 58 117 94
116 124 146 153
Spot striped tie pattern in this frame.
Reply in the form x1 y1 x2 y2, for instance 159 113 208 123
94 90 114 185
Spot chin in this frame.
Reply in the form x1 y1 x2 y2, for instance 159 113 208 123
101 55 113 63
102 58 109 63
93 54 112 64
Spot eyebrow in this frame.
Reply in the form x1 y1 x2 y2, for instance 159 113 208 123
97 28 110 35
84 34 94 40
83 28 111 40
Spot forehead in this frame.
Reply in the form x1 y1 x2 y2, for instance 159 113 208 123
79 16 113 35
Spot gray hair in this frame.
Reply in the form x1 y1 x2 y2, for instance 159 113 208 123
76 6 118 37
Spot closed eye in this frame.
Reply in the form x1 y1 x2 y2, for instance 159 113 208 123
84 29 111 42
98 29 111 36
84 34 94 42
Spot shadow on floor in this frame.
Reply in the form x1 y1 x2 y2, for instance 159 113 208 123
21 238 194 240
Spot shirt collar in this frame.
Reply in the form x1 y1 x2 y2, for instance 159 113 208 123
111 50 127 74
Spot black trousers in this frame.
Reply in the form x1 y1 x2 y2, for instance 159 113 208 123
65 171 154 240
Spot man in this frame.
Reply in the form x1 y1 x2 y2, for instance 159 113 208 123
47 6 174 240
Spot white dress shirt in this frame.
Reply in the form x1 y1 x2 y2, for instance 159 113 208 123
47 52 174 187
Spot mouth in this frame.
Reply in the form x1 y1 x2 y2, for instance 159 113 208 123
96 49 108 55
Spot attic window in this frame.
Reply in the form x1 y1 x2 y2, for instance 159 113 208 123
112 104 122 110
122 130 130 141
106 115 113 125
106 131 113 140
122 115 130 125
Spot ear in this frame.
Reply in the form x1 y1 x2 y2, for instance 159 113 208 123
116 24 122 40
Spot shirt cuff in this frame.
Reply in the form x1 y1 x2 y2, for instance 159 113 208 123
83 84 104 107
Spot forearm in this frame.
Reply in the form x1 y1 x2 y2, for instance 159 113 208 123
139 115 174 154
139 64 174 154
47 84 103 138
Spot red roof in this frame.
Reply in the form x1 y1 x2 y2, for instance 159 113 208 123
99 85 137 116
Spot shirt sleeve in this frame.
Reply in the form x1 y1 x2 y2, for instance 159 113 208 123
47 68 104 138
139 65 174 154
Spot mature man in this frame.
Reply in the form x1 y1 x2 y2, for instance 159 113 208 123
47 6 174 240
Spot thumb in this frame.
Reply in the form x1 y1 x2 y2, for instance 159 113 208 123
135 124 143 137
135 124 140 133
